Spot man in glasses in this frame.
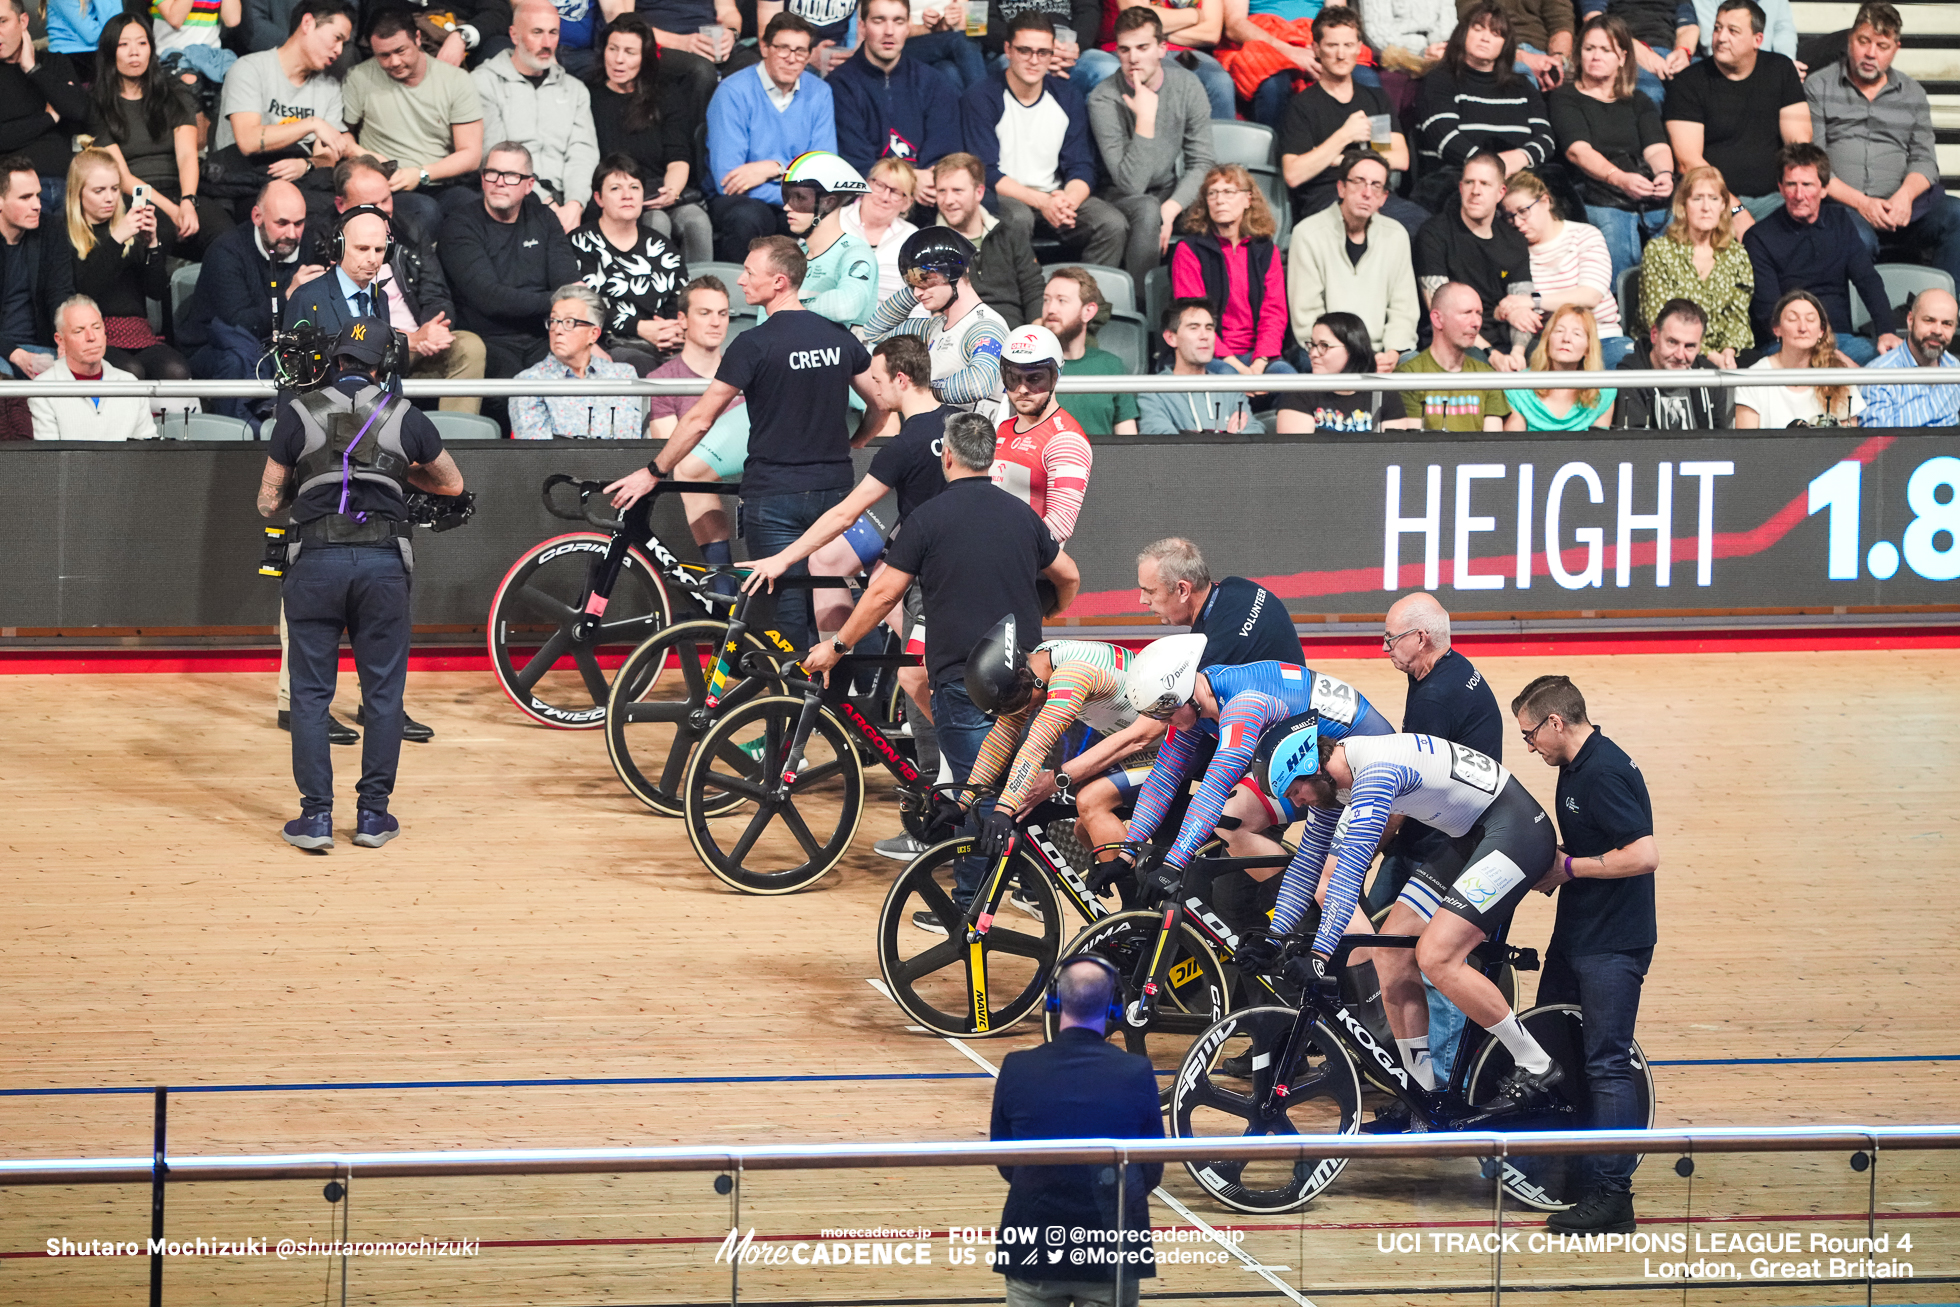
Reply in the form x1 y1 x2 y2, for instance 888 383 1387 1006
510 282 644 438
1364 590 1503 1085
958 12 1128 269
439 140 581 378
703 13 839 261
1286 150 1417 371
471 0 597 234
992 324 1093 544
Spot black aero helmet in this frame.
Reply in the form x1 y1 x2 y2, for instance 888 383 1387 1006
965 614 1038 716
898 227 975 286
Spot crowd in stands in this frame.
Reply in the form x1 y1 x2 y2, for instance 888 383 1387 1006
6 0 1960 440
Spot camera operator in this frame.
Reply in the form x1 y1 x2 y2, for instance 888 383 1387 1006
257 316 464 852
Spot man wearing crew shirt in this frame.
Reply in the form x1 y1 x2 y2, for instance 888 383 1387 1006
607 234 891 654
1371 590 1503 1084
1513 673 1658 1237
801 411 1081 907
1135 536 1297 666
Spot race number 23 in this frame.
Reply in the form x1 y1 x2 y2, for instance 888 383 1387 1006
1447 743 1500 794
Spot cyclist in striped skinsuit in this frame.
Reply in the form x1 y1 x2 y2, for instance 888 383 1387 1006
1115 634 1396 903
1241 723 1565 1111
962 619 1165 877
863 228 1009 423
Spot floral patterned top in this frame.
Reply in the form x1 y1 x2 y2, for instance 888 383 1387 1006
1639 234 1754 355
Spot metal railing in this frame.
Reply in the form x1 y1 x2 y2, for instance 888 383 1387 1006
0 367 1954 401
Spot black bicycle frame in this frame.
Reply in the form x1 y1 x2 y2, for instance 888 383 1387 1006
538 475 742 644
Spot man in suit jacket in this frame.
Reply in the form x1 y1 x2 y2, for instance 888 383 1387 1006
989 957 1162 1306
30 295 154 440
288 155 488 412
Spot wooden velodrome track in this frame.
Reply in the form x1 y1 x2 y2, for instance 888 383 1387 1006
3 646 1957 1306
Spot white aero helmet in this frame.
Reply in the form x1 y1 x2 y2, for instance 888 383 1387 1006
1128 633 1208 719
1001 323 1066 369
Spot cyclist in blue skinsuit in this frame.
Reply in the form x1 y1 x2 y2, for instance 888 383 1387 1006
1098 634 1395 909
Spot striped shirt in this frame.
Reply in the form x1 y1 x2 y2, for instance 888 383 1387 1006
1806 62 1939 201
1859 343 1960 428
863 287 1008 420
1126 662 1382 871
966 640 1137 811
1414 65 1553 173
992 408 1092 542
1270 733 1512 956
153 0 224 52
1528 220 1621 334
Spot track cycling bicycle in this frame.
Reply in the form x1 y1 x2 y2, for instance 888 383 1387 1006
488 475 743 730
1169 929 1655 1215
675 624 931 893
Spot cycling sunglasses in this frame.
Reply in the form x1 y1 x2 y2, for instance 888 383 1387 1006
1001 362 1058 393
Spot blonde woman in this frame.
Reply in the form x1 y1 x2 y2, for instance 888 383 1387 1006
1171 163 1294 376
1638 163 1753 366
840 157 919 301
1503 303 1615 429
63 146 187 379
1500 168 1631 367
1734 289 1862 427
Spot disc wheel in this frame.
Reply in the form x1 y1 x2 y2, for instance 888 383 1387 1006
1170 1005 1364 1214
876 837 1062 1037
1461 1004 1656 1211
605 621 782 817
681 695 865 894
488 533 671 729
1043 910 1230 1106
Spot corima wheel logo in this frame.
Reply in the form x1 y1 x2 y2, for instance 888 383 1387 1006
536 540 611 566
1177 1016 1237 1100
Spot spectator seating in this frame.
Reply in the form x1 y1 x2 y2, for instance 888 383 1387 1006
184 413 258 440
170 264 201 327
1853 263 1958 333
429 411 505 440
1143 267 1173 346
1617 267 1643 334
1094 313 1149 374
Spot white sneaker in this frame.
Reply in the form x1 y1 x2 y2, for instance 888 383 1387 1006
875 832 928 862
1009 891 1045 922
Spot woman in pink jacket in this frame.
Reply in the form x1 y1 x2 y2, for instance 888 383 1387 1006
1169 163 1297 378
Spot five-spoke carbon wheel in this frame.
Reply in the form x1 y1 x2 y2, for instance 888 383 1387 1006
605 620 781 816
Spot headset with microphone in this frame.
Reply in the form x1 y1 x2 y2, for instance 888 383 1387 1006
326 204 401 267
1044 953 1126 1031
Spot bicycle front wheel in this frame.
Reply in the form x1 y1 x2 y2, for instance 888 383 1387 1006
875 837 1062 1037
1461 1003 1656 1211
1043 909 1229 1105
1170 1005 1363 1214
681 695 864 894
605 620 781 816
488 533 670 729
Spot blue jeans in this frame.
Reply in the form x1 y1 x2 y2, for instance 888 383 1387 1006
932 677 997 902
1584 203 1669 292
1184 50 1236 120
1836 332 1882 364
1536 946 1652 1191
1600 334 1634 368
741 487 849 654
1205 352 1298 375
283 542 411 815
1842 191 1960 301
1250 62 1380 128
910 28 987 91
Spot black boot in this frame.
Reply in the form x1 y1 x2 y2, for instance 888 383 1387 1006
279 710 358 745
1546 1186 1635 1234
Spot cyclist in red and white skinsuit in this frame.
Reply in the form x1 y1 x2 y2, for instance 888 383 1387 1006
992 324 1093 543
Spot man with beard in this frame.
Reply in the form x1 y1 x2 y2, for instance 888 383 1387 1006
1860 288 1960 427
992 323 1092 545
1042 265 1137 435
181 179 318 413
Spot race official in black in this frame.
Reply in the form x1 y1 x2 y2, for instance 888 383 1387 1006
258 317 464 851
989 957 1162 1307
1135 536 1299 667
1513 674 1659 1236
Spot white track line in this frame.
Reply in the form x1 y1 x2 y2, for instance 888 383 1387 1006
864 978 1314 1306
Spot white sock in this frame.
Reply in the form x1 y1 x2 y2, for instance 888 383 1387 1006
1486 1012 1553 1075
936 752 954 785
1395 1036 1436 1091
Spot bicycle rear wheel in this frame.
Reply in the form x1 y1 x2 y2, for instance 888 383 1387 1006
876 837 1062 1037
605 621 781 817
1043 910 1229 1106
488 533 671 729
681 695 864 894
1460 1003 1656 1210
1170 1005 1363 1214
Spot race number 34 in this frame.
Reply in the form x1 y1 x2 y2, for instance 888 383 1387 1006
1808 457 1960 582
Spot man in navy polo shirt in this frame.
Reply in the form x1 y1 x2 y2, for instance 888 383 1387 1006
1514 673 1659 1236
1135 536 1297 666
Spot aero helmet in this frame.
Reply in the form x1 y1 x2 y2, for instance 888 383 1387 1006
1127 633 1208 720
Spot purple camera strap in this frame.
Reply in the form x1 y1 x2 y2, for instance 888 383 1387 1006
336 394 393 521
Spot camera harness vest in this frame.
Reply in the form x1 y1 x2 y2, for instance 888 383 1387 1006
287 383 416 570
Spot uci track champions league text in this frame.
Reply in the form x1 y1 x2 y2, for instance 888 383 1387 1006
1375 1226 1919 1284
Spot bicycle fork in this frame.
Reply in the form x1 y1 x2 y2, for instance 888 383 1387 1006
963 839 1021 1034
1126 899 1186 1030
772 690 824 794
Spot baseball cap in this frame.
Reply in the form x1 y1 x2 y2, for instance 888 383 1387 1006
333 316 391 367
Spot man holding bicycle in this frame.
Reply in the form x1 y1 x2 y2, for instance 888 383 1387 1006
1513 674 1658 1236
1243 725 1565 1114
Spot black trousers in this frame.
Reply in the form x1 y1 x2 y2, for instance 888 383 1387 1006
282 541 411 815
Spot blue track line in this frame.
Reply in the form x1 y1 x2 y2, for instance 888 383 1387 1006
0 1055 1954 1099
